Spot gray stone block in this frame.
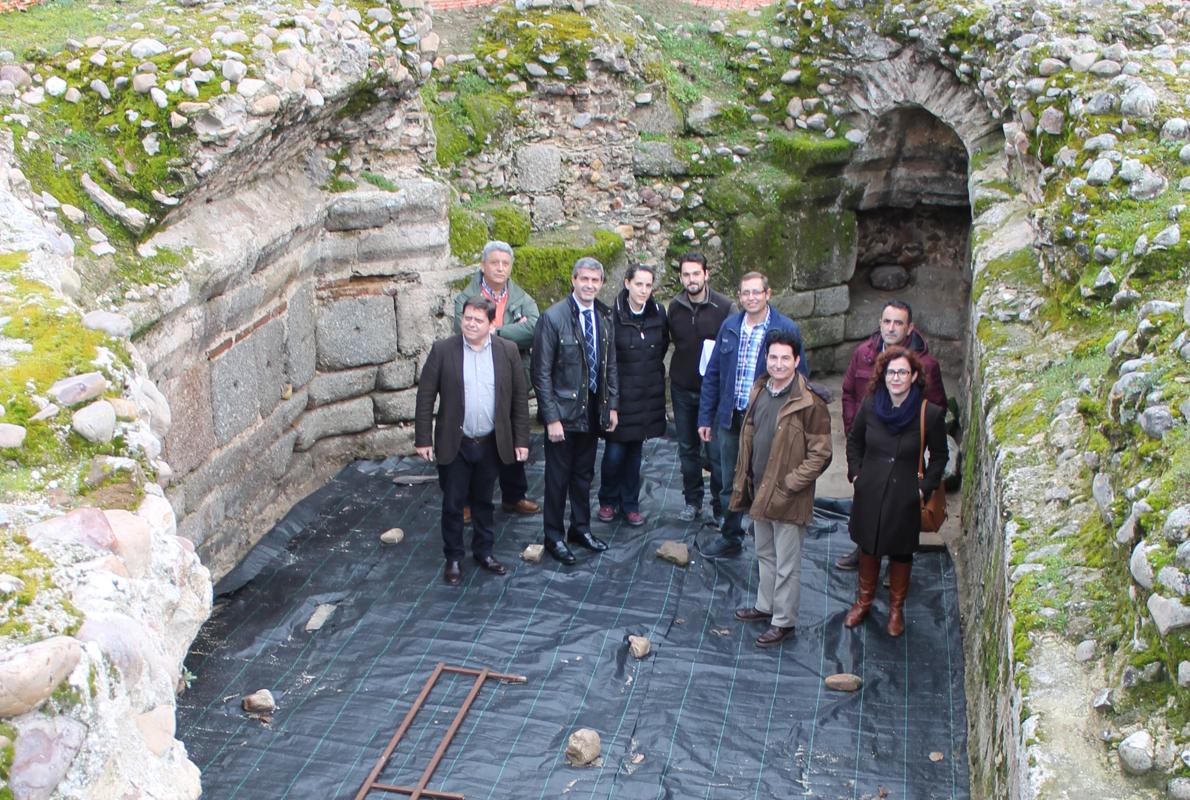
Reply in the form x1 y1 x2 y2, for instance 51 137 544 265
254 318 286 419
264 430 298 480
531 195 565 230
180 487 226 550
308 366 378 407
306 425 414 464
632 141 688 177
814 285 850 316
308 236 359 275
324 181 450 232
514 144 562 192
286 283 316 388
315 295 398 370
211 339 261 445
788 209 857 290
179 387 304 517
355 223 450 263
161 362 215 478
377 360 417 390
295 396 374 450
373 389 419 424
770 291 815 319
208 281 265 334
798 315 846 349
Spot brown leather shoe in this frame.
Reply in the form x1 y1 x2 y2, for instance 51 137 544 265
734 607 772 622
462 506 472 525
502 498 541 515
474 555 507 576
755 625 795 648
443 560 462 586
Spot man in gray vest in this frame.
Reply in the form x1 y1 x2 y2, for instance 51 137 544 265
453 241 541 518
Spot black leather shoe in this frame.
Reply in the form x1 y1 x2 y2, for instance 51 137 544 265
756 625 795 648
544 540 577 565
443 560 462 586
474 555 507 575
734 607 772 622
567 530 608 552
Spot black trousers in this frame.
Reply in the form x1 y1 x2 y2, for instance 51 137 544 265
438 435 500 561
498 459 529 503
542 397 600 545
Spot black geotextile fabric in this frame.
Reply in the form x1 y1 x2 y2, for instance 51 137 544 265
177 436 970 800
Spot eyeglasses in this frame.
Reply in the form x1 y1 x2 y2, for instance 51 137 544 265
886 369 912 378
739 289 767 298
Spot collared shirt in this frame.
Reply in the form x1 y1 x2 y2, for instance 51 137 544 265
462 336 496 437
573 293 598 365
733 308 772 411
481 277 509 328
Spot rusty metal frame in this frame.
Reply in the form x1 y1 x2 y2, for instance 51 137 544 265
354 662 527 800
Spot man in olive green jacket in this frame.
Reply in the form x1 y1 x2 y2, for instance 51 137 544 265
452 241 541 515
729 329 832 648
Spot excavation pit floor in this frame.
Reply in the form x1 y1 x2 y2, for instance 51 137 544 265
177 436 970 800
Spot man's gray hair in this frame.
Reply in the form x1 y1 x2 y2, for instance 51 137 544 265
572 256 604 279
481 240 514 263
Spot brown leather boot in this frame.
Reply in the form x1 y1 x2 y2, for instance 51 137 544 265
843 553 880 627
887 560 912 637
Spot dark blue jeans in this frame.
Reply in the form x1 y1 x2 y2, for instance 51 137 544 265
671 386 723 514
598 440 643 513
715 412 744 539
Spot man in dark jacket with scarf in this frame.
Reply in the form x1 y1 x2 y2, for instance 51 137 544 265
731 329 832 647
698 272 808 559
835 300 946 570
453 240 542 518
531 257 620 565
667 252 735 526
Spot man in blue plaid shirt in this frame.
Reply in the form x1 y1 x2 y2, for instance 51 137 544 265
698 272 808 559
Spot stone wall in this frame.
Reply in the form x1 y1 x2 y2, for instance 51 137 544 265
137 171 454 578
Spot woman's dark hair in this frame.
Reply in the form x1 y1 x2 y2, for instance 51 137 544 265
866 346 928 396
624 262 656 282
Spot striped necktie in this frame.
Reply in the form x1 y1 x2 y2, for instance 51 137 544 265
582 309 598 393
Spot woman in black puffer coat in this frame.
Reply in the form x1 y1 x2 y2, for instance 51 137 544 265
596 264 669 527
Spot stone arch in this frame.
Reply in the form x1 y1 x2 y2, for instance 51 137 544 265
841 47 1001 158
840 104 974 372
812 46 1003 376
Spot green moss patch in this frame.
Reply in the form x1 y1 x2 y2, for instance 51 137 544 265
767 131 854 175
448 204 489 263
513 228 625 308
0 264 131 481
476 8 601 83
0 534 81 643
422 74 516 168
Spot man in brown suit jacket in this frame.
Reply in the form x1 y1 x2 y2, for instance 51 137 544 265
415 297 530 585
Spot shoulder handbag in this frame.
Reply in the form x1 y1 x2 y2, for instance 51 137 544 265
918 399 947 532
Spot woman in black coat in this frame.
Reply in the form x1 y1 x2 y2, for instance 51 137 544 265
597 264 669 527
843 346 947 637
